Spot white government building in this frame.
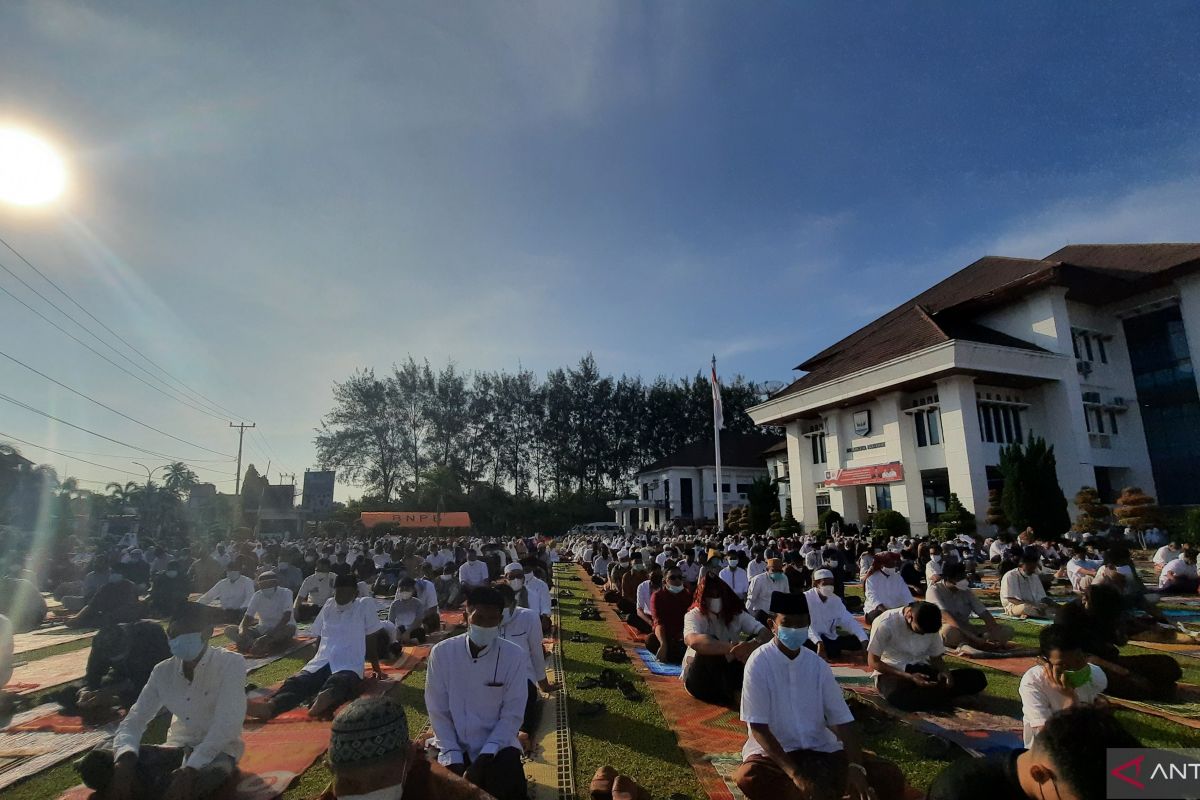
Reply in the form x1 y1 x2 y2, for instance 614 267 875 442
749 244 1200 536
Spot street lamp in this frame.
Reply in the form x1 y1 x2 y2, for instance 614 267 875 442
131 461 167 486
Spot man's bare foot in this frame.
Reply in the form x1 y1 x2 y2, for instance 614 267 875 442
307 688 340 719
518 731 532 755
246 697 275 720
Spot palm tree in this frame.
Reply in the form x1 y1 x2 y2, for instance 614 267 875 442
106 481 142 512
163 462 199 498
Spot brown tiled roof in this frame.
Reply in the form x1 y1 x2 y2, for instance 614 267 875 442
775 244 1200 400
638 431 783 474
762 438 788 455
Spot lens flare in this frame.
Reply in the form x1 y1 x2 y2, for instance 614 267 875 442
0 127 68 206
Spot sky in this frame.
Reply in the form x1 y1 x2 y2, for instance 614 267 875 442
2 1 1200 499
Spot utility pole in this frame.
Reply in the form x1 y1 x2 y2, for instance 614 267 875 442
230 422 256 494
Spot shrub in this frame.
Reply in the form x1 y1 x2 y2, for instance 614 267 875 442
817 509 844 533
1072 486 1110 534
872 509 910 539
1114 487 1159 532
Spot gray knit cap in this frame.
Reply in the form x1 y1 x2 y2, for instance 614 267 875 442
329 697 409 767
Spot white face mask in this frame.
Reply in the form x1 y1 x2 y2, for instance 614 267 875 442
706 598 723 614
930 556 942 563
818 584 836 597
509 578 524 591
398 591 413 600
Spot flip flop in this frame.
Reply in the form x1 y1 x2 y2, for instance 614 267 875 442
617 679 642 702
599 668 622 688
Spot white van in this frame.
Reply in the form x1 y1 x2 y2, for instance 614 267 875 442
575 522 623 536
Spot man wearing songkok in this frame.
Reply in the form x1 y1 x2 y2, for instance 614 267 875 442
315 696 490 800
225 571 297 656
77 605 246 800
426 586 528 800
802 569 867 660
733 591 904 800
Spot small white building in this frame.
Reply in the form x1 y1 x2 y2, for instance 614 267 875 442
749 244 1200 536
608 432 783 529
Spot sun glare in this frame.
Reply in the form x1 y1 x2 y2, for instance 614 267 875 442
0 127 68 207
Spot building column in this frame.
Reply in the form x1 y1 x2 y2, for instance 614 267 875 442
935 375 989 532
877 391 929 534
822 411 862 524
787 421 820 532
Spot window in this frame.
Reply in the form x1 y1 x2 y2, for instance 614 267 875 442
913 409 941 448
1072 328 1111 365
810 433 827 464
736 483 752 495
977 402 1023 444
1097 337 1108 364
712 483 730 494
1108 410 1119 435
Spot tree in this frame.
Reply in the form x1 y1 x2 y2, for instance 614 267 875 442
932 493 975 540
999 436 1071 538
872 509 911 539
817 509 843 535
316 369 404 502
163 463 199 498
1113 487 1159 532
774 511 802 536
746 477 778 535
1072 486 1109 534
985 488 1009 532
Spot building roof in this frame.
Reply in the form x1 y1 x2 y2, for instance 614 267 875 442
762 438 789 456
637 431 783 474
775 244 1200 400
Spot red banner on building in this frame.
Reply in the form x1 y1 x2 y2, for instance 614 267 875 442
823 462 904 487
360 511 472 529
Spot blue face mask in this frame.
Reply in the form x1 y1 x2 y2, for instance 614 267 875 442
776 626 810 651
169 632 205 662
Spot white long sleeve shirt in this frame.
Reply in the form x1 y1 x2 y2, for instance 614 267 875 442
303 597 384 676
197 575 255 610
747 559 768 581
425 634 527 766
525 575 552 618
746 571 788 614
500 606 547 684
296 571 337 606
803 588 867 645
863 571 914 612
113 647 247 769
458 560 490 588
718 566 749 599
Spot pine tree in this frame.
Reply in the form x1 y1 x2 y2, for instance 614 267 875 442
999 436 1071 538
1072 486 1109 534
776 511 802 536
1114 486 1159 532
985 488 1009 532
933 493 975 540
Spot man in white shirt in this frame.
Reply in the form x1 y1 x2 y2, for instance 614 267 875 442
1064 546 1100 593
458 550 491 592
1019 625 1107 748
1159 548 1199 594
426 587 528 800
294 557 338 623
746 550 768 581
746 558 789 625
408 570 441 634
196 559 256 623
719 555 750 600
521 566 553 635
225 571 296 656
248 574 385 721
497 585 559 747
803 569 868 661
1153 542 1183 573
78 605 246 800
733 591 905 800
1000 549 1055 619
866 601 987 711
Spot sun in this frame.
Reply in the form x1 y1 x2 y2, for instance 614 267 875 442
0 127 68 207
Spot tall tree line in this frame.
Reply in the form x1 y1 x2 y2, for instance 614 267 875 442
315 354 769 504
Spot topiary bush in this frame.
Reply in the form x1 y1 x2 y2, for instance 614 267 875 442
872 509 911 539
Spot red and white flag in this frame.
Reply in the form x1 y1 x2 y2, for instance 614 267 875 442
711 360 724 430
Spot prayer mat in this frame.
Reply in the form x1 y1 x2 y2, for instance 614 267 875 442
1107 683 1200 729
5 711 118 734
845 685 1024 757
0 729 113 791
5 646 93 695
1125 639 1200 658
634 647 683 677
945 652 1039 675
12 628 95 656
829 664 874 686
950 645 1040 660
1163 609 1200 622
621 621 648 643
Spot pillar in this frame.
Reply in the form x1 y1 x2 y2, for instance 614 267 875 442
935 375 990 531
877 391 929 535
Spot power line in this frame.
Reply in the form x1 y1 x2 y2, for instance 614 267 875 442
0 390 235 471
0 346 234 457
0 281 231 421
0 429 147 478
0 233 249 422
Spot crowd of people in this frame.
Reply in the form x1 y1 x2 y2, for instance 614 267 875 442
0 519 1191 800
561 520 1194 800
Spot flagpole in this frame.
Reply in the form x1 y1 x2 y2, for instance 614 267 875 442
712 355 724 532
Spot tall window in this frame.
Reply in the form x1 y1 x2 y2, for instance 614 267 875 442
810 433 827 464
1072 328 1111 364
914 409 941 447
977 402 1023 444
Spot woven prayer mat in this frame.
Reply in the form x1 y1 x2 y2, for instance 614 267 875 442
845 684 1024 758
1107 683 1200 729
5 647 92 696
228 636 316 672
12 628 96 656
0 703 118 791
1126 639 1200 658
634 647 682 677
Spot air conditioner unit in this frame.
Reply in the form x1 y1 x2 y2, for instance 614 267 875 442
1076 360 1092 377
1082 391 1102 404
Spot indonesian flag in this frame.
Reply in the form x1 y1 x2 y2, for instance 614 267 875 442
711 361 724 430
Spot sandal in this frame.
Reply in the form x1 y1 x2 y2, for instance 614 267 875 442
570 632 591 643
576 700 606 717
602 646 630 663
598 668 621 688
617 679 643 702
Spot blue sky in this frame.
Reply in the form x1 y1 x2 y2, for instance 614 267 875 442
2 1 1200 496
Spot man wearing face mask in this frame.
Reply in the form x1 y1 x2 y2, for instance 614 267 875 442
496 584 558 749
226 571 296 656
274 553 303 595
295 557 338 623
719 553 750 601
435 564 463 610
458 550 490 593
315 696 490 800
1018 625 1107 748
196 558 255 625
65 563 142 629
248 573 385 721
927 562 1014 652
1001 548 1056 619
647 566 691 664
59 620 171 723
384 577 428 651
746 558 790 626
803 570 868 661
147 560 191 618
862 553 914 625
77 605 246 800
426 587 529 800
516 564 552 636
733 591 905 800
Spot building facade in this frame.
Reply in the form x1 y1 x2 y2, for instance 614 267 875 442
749 244 1200 536
608 432 782 529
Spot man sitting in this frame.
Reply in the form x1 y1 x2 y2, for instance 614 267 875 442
435 564 463 611
626 569 659 635
866 601 987 711
385 576 429 651
1000 548 1056 619
927 705 1139 800
225 571 296 656
294 557 338 623
146 560 191 618
65 568 141 630
247 574 385 721
496 585 559 748
76 605 246 800
803 569 867 661
746 558 789 626
426 587 528 800
928 562 1014 651
647 565 691 664
458 549 491 594
1159 547 1199 595
314 696 491 800
1153 541 1183 574
59 620 171 723
733 591 905 800
196 558 255 624
1019 625 1107 748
